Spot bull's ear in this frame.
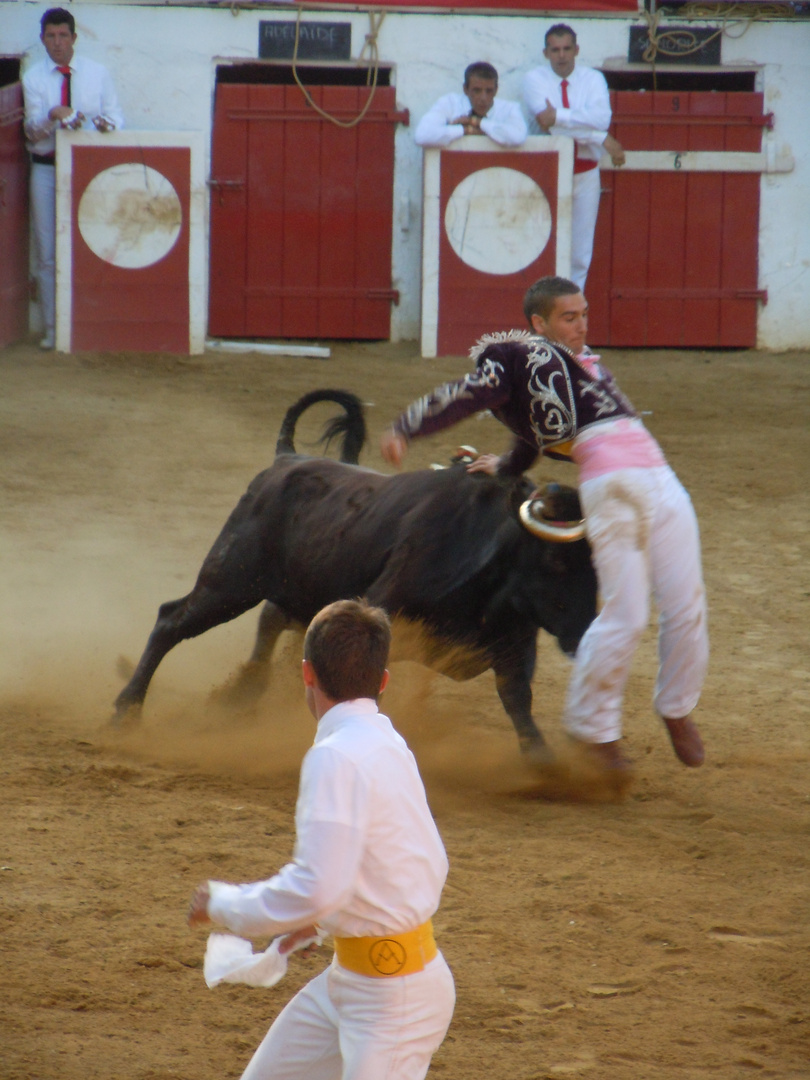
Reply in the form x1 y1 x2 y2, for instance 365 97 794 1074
368 479 517 607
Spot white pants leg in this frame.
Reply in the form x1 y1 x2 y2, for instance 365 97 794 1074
241 954 455 1080
570 167 601 291
649 470 709 720
564 467 708 744
31 162 57 335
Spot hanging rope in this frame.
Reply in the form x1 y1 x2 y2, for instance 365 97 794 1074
291 7 386 129
639 6 767 90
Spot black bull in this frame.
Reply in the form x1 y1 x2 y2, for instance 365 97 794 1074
114 390 598 756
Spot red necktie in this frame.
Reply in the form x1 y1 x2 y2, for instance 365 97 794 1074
58 65 71 107
560 78 570 108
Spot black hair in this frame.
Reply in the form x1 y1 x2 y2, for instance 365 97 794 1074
41 8 75 35
545 24 577 47
464 61 499 86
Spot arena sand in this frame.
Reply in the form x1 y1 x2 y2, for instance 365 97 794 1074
1 339 808 1080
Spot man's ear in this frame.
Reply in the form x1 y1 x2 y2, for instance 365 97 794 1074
530 312 548 336
378 669 390 695
302 658 317 688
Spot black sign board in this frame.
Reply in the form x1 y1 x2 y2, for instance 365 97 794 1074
628 25 721 66
259 21 352 62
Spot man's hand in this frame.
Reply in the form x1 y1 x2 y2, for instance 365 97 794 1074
603 133 625 167
187 883 212 928
278 925 320 957
24 119 55 143
380 430 408 467
466 453 501 476
536 99 557 132
451 113 482 135
59 110 85 131
48 105 73 122
92 114 116 133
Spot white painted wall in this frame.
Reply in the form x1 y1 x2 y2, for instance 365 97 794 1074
3 3 808 349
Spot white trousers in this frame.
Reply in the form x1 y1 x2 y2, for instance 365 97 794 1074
564 466 709 744
570 166 601 292
241 954 455 1080
31 162 57 334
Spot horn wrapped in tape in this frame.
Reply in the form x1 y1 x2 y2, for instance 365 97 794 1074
519 497 586 543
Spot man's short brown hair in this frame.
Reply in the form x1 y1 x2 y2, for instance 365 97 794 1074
523 276 581 325
304 599 391 703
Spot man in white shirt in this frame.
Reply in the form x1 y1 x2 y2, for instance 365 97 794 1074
188 598 455 1080
415 61 527 148
523 24 624 290
22 8 124 349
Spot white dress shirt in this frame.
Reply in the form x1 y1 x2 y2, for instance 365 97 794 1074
23 54 124 155
414 92 528 148
523 64 610 162
207 698 448 940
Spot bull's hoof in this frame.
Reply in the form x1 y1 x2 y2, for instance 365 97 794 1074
519 738 556 771
110 698 143 727
566 736 634 800
208 662 268 708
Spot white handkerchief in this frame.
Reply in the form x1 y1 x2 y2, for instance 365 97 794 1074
204 933 321 989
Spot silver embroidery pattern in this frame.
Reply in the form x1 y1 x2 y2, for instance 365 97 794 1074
523 339 624 446
575 376 621 419
474 358 504 389
401 360 504 434
525 339 576 445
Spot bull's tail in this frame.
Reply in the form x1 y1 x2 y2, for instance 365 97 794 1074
275 389 366 464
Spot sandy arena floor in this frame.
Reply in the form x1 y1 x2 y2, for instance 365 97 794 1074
1 337 808 1080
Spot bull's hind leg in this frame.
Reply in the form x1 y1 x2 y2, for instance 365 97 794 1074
113 585 267 722
209 602 294 707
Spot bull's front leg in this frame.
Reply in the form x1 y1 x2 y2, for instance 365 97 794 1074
491 630 551 764
114 571 271 721
113 596 191 721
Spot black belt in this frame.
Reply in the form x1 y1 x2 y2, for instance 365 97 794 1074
31 153 55 166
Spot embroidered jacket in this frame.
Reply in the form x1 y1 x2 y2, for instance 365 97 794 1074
393 331 638 475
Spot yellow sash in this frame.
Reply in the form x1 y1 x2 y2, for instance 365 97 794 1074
333 920 437 978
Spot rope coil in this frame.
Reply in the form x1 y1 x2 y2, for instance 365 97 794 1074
291 7 386 129
639 6 770 88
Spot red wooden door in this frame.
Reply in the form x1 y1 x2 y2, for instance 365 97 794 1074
209 83 406 340
0 82 29 348
436 149 563 356
588 91 766 348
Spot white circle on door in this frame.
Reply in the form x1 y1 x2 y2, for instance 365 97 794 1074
78 164 182 269
444 167 552 275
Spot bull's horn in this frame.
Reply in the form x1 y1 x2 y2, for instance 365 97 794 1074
519 498 586 543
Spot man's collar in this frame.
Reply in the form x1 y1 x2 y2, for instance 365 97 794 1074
314 698 380 741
